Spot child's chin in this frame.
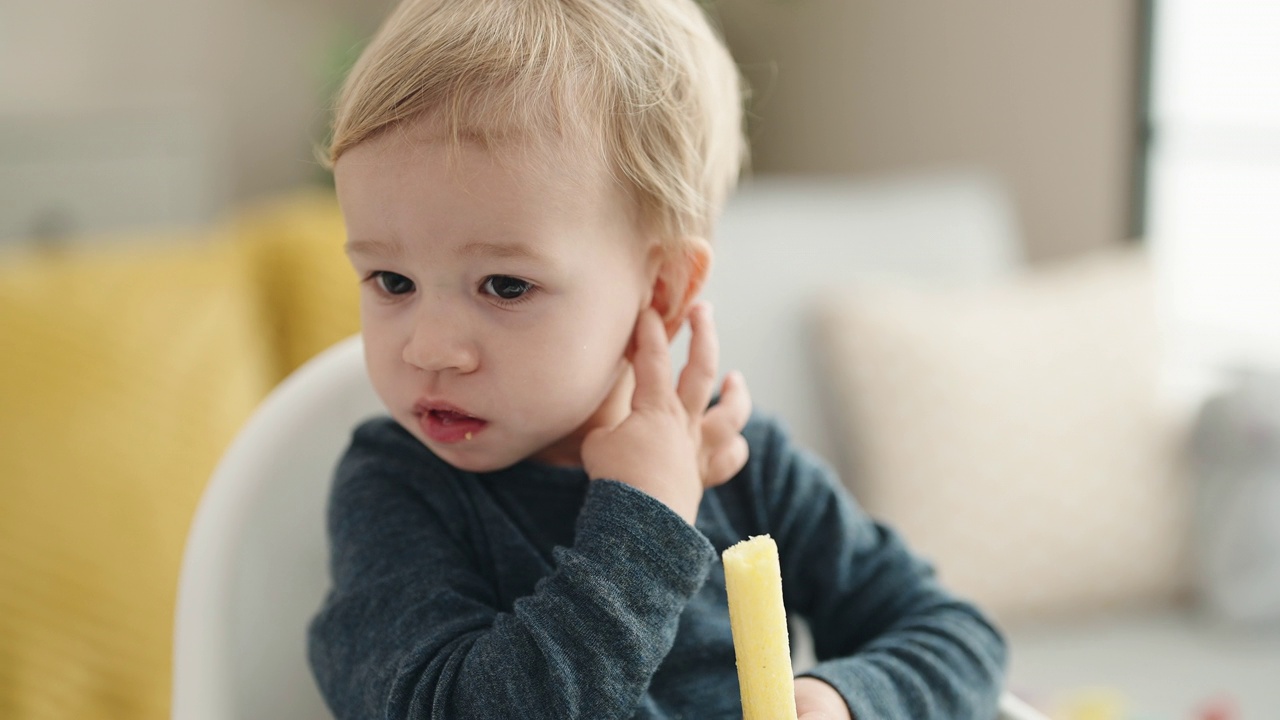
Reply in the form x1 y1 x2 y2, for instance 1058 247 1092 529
421 439 520 474
443 455 514 473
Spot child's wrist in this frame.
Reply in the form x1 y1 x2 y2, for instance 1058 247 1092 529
648 487 700 525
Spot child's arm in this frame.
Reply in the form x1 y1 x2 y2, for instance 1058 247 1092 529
745 420 1008 720
308 428 717 719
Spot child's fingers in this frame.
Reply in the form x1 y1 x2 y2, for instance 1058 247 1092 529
703 370 751 433
630 308 674 411
700 372 752 487
676 303 718 418
703 434 749 488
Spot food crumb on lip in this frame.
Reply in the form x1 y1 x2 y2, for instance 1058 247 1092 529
465 431 473 440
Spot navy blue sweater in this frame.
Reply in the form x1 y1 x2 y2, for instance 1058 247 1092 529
308 413 1006 719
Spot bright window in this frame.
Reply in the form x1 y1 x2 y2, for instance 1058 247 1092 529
1147 0 1280 398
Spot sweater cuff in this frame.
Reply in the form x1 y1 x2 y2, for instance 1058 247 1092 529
573 479 717 598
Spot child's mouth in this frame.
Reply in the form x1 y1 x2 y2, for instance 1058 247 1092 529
418 407 489 444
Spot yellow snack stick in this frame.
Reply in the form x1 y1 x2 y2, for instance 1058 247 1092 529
722 535 798 720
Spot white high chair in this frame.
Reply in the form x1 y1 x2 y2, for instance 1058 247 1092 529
173 175 1047 719
173 336 382 720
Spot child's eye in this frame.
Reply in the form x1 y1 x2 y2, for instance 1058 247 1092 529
480 275 534 302
371 271 415 295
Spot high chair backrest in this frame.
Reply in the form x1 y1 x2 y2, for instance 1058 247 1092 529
173 335 380 720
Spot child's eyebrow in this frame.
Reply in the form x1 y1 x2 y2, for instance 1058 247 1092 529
344 239 404 259
457 241 546 262
344 238 548 263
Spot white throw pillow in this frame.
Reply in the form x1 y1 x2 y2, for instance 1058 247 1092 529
816 249 1191 622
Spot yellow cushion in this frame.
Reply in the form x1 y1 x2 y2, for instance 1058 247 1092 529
231 191 359 376
0 235 277 719
0 189 358 720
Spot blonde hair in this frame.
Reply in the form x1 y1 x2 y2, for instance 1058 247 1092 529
325 0 747 243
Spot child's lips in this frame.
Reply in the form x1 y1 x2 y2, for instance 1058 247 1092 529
414 402 489 444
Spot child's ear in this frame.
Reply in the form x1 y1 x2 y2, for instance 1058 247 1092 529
648 237 713 338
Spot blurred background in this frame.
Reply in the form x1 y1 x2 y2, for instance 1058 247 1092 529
3 0 1279 719
0 0 1141 258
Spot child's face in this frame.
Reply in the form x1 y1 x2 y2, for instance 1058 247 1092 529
335 118 658 472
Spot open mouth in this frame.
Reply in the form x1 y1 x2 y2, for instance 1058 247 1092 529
429 409 480 425
415 403 489 444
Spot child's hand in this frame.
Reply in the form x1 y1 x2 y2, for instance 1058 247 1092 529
581 303 751 524
794 676 854 720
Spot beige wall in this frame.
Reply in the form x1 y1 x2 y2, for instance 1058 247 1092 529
0 0 388 210
1 0 1140 258
717 0 1143 262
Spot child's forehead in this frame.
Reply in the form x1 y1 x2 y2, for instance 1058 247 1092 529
340 115 653 235
338 114 653 252
355 110 611 188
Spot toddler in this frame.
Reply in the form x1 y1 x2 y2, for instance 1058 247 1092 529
308 0 1007 717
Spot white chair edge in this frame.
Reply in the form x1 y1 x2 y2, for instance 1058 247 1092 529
172 336 367 720
999 691 1050 720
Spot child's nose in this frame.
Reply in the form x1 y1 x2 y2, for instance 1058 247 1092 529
402 305 479 374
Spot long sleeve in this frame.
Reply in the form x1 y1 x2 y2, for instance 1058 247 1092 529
739 419 1008 720
307 422 717 719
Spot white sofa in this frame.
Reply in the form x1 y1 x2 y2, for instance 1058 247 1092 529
704 174 1280 718
698 173 1024 468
